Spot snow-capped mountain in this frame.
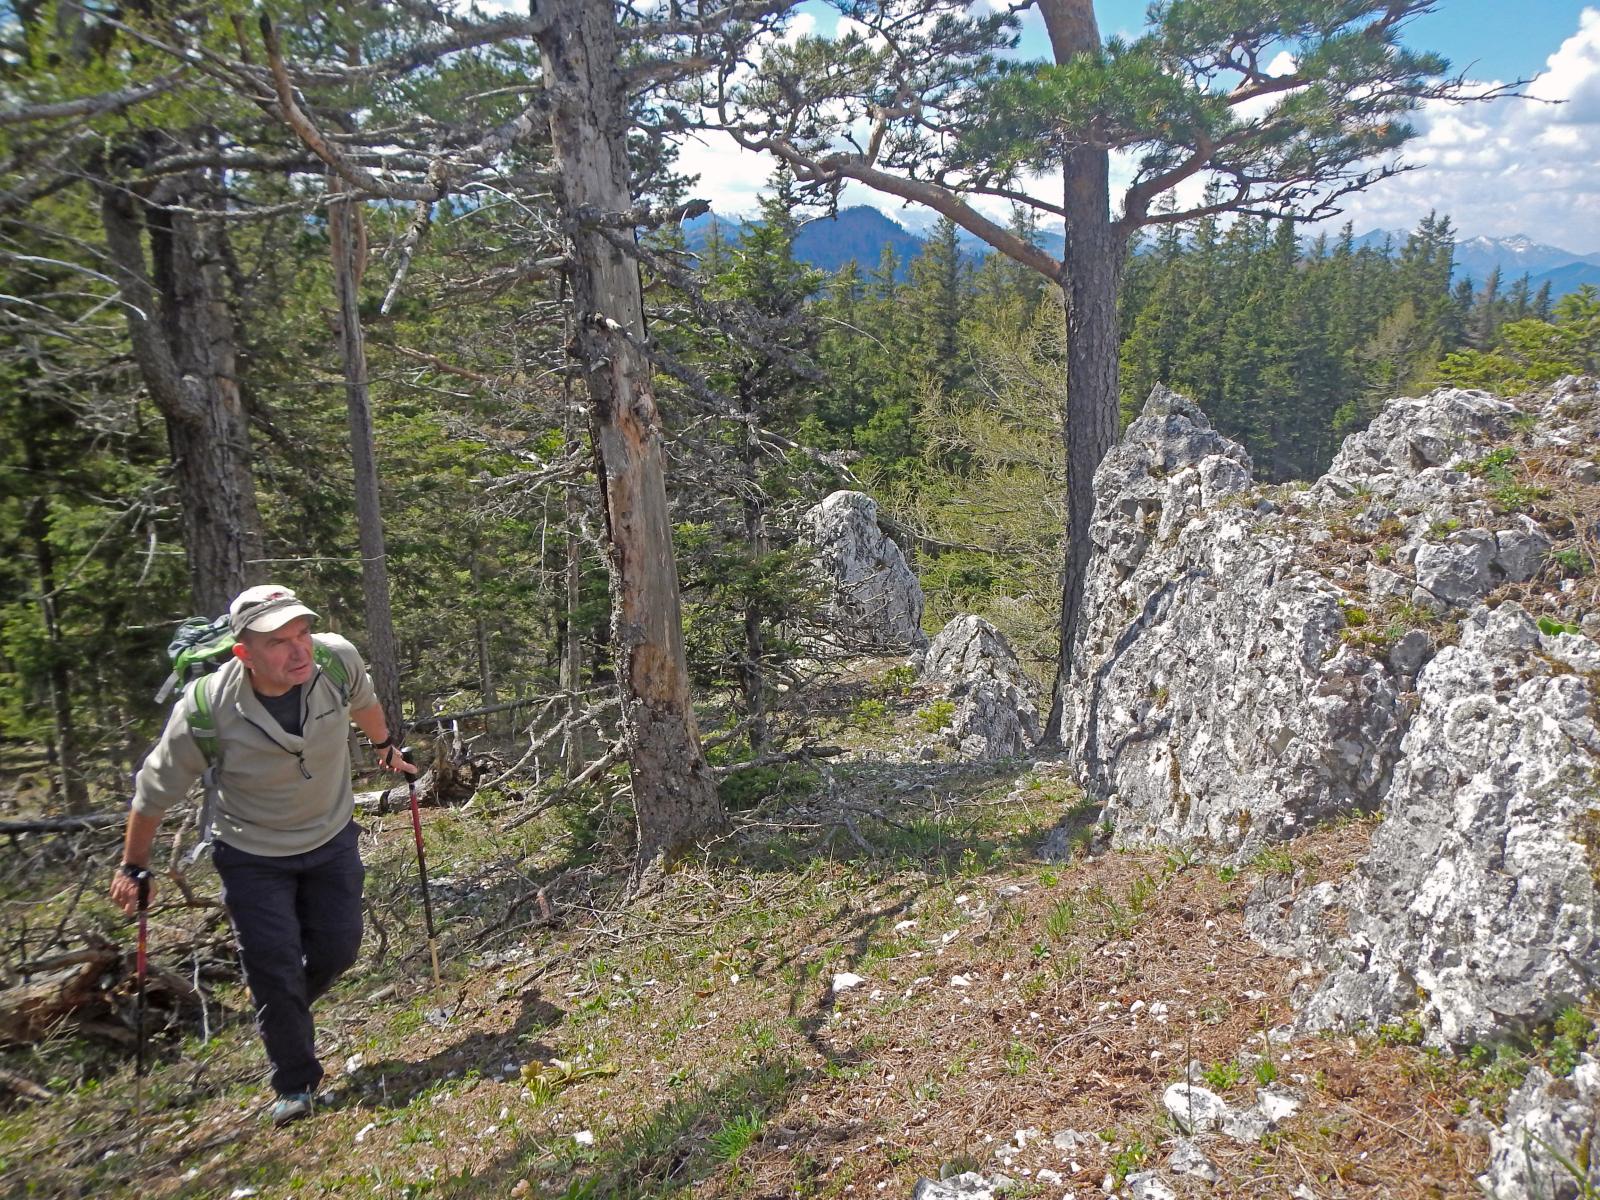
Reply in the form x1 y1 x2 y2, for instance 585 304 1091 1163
1353 229 1600 296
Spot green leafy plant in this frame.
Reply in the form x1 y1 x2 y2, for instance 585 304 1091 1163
1109 1137 1151 1185
1003 1039 1036 1077
1201 1060 1244 1090
1377 1015 1426 1047
1539 615 1583 637
1254 1059 1280 1086
1549 1006 1598 1077
1552 547 1589 576
1252 846 1294 876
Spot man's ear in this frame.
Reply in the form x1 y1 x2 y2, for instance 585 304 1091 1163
232 641 251 668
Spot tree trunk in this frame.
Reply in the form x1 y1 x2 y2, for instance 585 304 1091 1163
327 175 403 732
739 382 769 754
562 450 585 778
99 178 262 615
469 548 497 705
22 487 88 813
535 0 722 876
1039 0 1125 746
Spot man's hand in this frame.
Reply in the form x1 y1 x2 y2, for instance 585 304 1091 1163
378 743 419 776
110 866 153 916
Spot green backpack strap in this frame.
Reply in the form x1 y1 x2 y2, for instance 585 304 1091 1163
313 642 350 702
188 674 220 765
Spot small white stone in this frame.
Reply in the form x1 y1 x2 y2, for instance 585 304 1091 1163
1257 1087 1302 1124
573 1130 594 1146
832 972 867 993
949 974 973 988
354 1123 377 1144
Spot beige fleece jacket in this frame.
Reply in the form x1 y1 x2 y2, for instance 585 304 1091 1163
133 633 379 856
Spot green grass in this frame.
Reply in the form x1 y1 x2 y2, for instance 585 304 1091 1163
707 1110 763 1162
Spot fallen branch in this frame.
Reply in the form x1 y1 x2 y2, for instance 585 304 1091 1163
504 744 623 832
0 813 122 836
0 1066 51 1102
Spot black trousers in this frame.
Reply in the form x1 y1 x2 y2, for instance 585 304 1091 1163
214 821 364 1097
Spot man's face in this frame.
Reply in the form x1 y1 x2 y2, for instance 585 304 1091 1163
235 616 314 696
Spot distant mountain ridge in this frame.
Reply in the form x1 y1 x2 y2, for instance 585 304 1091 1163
686 208 1599 299
1351 228 1600 297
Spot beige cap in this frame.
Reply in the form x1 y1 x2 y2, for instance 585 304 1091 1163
229 584 319 636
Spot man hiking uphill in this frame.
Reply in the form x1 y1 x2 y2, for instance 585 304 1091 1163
110 584 417 1127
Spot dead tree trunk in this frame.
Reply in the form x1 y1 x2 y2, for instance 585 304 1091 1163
738 382 769 754
327 175 403 731
535 0 722 877
99 174 262 615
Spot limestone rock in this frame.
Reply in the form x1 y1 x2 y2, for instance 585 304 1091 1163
923 615 1040 759
801 491 926 651
1163 1082 1229 1135
1297 603 1600 1046
1168 1139 1218 1183
1125 1172 1178 1200
1308 387 1516 507
1479 1055 1600 1200
912 1172 1004 1200
1414 531 1495 607
924 615 1031 690
1060 386 1404 860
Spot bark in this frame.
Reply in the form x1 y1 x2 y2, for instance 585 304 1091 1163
99 177 262 615
1039 0 1125 746
327 174 403 731
535 0 722 876
470 548 497 704
562 468 585 777
738 382 769 753
22 450 87 811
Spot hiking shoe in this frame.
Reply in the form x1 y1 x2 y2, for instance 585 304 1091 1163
271 1092 314 1127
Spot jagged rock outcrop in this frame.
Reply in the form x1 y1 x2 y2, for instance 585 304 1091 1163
1060 386 1404 859
922 615 1040 758
801 491 927 652
1479 1055 1600 1200
1294 602 1600 1046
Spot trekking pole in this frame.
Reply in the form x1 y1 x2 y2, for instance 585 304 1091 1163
133 868 151 1153
401 749 442 987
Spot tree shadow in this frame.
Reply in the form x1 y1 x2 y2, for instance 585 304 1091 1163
331 985 564 1112
433 1056 838 1200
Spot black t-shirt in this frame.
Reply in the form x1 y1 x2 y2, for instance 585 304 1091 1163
256 684 304 737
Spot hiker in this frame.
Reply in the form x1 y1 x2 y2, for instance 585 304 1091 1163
110 584 417 1127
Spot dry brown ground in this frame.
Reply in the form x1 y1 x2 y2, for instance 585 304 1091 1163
0 759 1515 1200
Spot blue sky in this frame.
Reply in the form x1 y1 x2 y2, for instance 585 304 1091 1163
675 2 1600 253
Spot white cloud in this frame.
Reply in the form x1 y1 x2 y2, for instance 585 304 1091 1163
782 10 818 44
1323 8 1600 252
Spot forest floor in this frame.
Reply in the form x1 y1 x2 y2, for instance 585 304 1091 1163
0 667 1527 1200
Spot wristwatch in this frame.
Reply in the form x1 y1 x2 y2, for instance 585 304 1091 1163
119 862 149 880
